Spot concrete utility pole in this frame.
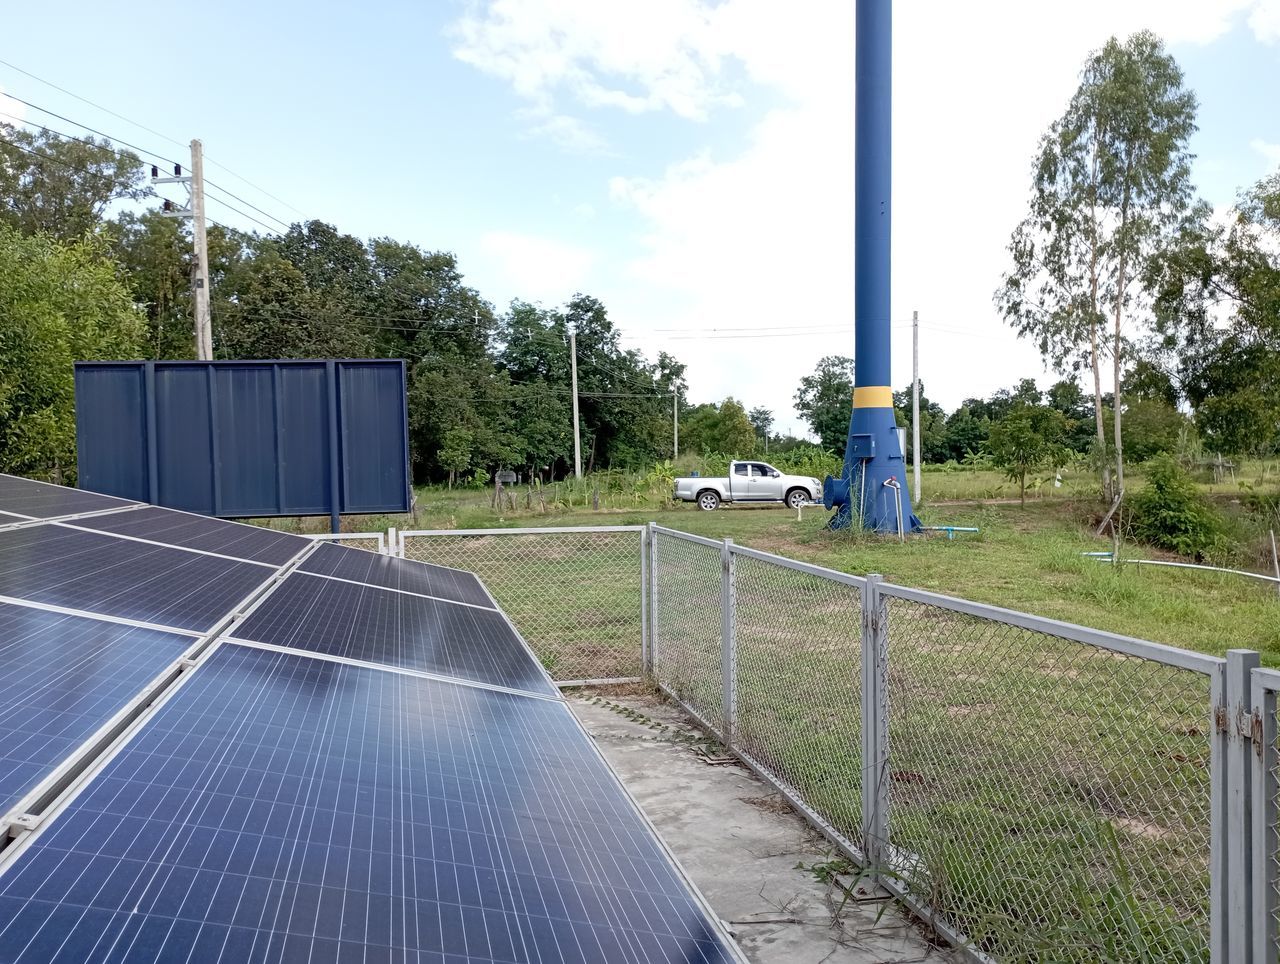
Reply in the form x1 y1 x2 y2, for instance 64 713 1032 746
673 390 679 460
912 309 921 506
569 326 582 478
153 139 212 359
190 140 212 360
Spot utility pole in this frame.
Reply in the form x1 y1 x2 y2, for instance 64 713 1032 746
569 326 582 478
153 139 212 359
673 390 679 460
912 310 921 506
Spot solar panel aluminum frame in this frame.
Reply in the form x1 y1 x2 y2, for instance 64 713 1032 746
0 503 143 534
0 538 321 851
0 637 749 964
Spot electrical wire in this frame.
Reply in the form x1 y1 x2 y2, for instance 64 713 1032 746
0 69 305 224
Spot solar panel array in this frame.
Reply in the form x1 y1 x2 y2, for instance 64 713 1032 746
0 474 741 963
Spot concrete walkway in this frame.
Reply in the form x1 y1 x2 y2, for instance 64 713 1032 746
572 694 954 964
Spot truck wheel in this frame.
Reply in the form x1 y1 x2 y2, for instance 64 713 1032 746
697 490 720 511
786 488 809 510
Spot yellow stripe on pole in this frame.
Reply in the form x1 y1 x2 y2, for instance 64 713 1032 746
853 386 893 409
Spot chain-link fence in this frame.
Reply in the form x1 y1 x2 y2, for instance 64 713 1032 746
307 532 387 553
651 529 724 735
879 589 1215 962
400 527 644 684
355 520 1276 961
730 546 865 853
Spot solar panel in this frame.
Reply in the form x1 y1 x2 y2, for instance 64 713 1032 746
233 573 555 696
0 511 28 525
0 603 194 817
300 542 495 608
0 474 135 519
0 644 738 963
65 506 309 566
0 526 277 633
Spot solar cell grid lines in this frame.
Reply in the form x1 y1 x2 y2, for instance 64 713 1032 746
299 542 495 608
65 506 309 566
0 525 275 633
232 573 556 697
0 644 739 964
0 604 194 816
0 475 136 519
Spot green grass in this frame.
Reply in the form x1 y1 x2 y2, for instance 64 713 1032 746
342 487 1274 961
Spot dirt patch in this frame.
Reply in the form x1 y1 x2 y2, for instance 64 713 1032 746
740 794 794 816
1111 816 1174 841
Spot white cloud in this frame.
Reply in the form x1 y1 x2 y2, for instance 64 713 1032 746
477 230 595 306
451 0 741 124
453 0 1278 426
1249 0 1280 42
523 112 611 154
1253 138 1280 164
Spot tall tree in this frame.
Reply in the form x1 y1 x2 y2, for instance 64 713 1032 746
0 125 147 241
1148 169 1280 454
996 31 1197 501
0 226 148 478
748 407 774 443
794 356 855 454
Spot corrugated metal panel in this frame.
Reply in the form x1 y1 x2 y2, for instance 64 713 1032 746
73 360 409 524
73 365 148 499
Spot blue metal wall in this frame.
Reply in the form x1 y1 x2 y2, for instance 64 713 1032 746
75 360 410 524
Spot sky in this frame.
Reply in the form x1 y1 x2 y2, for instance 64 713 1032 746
2 1 1279 438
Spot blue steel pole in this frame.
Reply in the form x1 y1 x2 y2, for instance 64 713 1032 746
823 0 921 533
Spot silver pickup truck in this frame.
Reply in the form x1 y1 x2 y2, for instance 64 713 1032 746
674 461 822 511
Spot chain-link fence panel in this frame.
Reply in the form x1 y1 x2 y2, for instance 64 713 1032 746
881 592 1214 963
308 533 386 553
652 530 724 734
731 550 865 850
1251 669 1280 962
400 528 643 683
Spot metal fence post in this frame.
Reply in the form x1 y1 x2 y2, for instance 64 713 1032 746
387 526 398 556
640 526 651 679
1252 669 1277 960
721 538 736 747
861 573 888 870
1221 649 1260 963
647 522 659 680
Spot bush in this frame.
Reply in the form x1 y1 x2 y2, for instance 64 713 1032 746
1130 457 1226 559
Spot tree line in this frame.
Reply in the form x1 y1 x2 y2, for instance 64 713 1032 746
0 124 691 483
2 30 1275 494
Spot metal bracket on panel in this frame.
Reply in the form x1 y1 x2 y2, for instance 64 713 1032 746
10 813 39 832
180 657 198 668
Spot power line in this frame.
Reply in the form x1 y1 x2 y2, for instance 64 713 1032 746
1 102 295 234
0 94 180 169
0 57 188 151
202 179 292 231
202 192 287 235
0 64 306 223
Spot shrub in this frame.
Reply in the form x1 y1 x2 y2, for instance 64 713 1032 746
1129 456 1226 558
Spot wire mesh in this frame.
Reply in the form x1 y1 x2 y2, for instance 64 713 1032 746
652 532 723 733
400 530 643 683
308 534 385 553
882 595 1213 963
731 553 864 849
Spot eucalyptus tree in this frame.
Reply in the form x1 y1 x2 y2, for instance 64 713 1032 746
996 31 1198 499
